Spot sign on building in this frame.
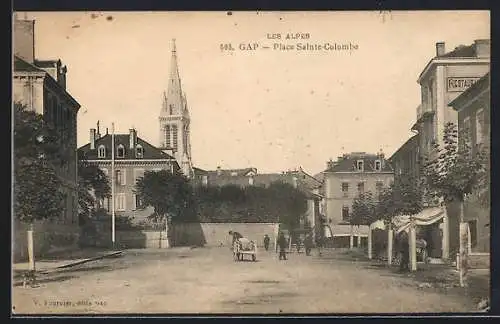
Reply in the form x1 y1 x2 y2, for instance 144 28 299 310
447 77 480 92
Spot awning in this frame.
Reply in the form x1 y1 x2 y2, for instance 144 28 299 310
393 207 446 234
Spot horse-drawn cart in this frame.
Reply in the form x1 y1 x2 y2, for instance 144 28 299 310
233 238 257 262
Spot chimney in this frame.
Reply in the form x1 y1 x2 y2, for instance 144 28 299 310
106 128 109 135
216 166 222 176
90 128 96 150
13 19 35 63
436 42 445 57
129 128 137 149
474 39 490 58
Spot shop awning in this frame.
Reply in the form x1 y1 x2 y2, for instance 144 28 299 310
393 207 446 234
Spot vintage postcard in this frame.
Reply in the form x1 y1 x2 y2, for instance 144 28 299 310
12 11 490 315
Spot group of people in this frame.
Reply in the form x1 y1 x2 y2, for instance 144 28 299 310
265 232 314 260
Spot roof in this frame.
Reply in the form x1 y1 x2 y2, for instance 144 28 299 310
78 134 176 161
34 59 61 68
207 167 257 177
13 55 45 73
325 152 393 173
388 135 419 162
440 44 476 58
313 172 324 183
449 72 490 111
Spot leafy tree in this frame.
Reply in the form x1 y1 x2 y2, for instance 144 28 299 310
13 103 65 271
77 151 111 224
351 191 377 226
135 170 194 247
422 122 487 284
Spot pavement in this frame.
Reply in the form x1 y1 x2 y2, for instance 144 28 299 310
11 247 487 314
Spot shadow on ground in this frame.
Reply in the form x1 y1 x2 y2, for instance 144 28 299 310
34 248 113 262
13 275 78 287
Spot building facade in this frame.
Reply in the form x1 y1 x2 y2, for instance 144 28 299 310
13 17 80 226
323 152 394 243
159 39 193 179
78 127 180 223
388 134 420 180
413 40 490 160
448 72 490 253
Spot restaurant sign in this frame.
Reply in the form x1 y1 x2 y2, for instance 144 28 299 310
447 77 480 92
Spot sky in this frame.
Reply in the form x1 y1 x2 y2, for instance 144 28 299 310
18 11 490 175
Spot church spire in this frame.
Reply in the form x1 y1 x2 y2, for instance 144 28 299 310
161 38 184 117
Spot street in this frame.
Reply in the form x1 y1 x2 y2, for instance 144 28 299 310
12 247 477 314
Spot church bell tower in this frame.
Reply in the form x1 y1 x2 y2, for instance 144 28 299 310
159 39 193 178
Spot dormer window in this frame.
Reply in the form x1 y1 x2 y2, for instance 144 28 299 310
117 144 125 158
135 144 144 159
98 145 106 158
356 160 364 172
375 160 382 171
231 172 238 176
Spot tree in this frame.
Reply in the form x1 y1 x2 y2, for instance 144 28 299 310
351 191 377 226
77 151 111 224
135 170 193 247
267 181 308 230
13 103 64 272
422 122 487 285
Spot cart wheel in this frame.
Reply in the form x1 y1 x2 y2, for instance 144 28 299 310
252 254 256 261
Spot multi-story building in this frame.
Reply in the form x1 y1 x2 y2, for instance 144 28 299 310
322 152 394 246
159 39 193 179
448 72 490 253
13 16 81 260
78 127 180 223
388 134 420 180
412 40 490 160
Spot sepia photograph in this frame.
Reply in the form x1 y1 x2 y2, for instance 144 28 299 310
12 10 490 314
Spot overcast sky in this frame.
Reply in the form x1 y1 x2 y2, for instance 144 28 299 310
19 11 489 175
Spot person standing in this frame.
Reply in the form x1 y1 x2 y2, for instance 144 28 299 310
277 232 288 260
263 234 270 251
304 234 313 256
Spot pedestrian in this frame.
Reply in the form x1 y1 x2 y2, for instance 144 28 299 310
398 231 410 272
277 231 288 260
304 234 313 256
229 230 243 248
263 234 270 251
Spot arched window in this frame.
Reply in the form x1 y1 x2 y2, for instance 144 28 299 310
117 144 125 158
98 145 106 158
135 144 144 159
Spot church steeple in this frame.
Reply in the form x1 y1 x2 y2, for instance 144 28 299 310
161 38 185 117
158 39 193 178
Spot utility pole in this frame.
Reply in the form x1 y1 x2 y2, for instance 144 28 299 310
111 123 116 249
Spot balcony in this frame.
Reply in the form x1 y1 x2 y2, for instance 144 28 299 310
416 104 434 122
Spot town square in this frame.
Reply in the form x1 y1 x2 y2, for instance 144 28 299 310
12 11 490 314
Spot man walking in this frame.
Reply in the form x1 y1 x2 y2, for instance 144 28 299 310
277 232 288 260
263 234 270 251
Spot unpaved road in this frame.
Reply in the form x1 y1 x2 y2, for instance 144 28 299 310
12 247 477 314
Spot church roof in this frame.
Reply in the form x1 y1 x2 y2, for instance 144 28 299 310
160 39 188 118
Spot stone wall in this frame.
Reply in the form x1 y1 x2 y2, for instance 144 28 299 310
13 221 80 262
170 222 280 248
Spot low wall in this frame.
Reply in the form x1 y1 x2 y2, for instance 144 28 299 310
171 222 280 248
13 221 80 262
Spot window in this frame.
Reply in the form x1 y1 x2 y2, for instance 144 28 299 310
342 206 350 222
202 175 208 186
169 104 174 115
116 169 126 185
463 117 472 153
249 177 254 186
341 182 349 197
133 194 143 210
134 168 144 185
231 172 238 176
103 198 110 211
476 109 484 145
117 144 125 158
172 125 178 150
116 193 126 211
98 145 106 158
374 160 382 171
165 125 171 148
357 182 365 193
356 160 364 172
376 181 384 194
135 145 144 159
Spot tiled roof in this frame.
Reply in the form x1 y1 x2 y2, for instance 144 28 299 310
13 55 45 73
440 44 477 58
207 167 257 177
34 59 60 68
325 152 393 173
78 134 175 161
